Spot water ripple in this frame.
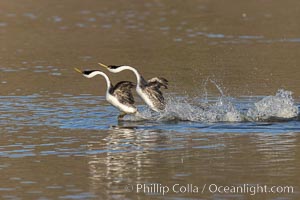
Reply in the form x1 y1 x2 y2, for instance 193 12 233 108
0 90 300 134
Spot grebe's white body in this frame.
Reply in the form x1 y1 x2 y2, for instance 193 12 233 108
76 69 137 119
106 93 136 114
135 85 156 111
99 64 168 112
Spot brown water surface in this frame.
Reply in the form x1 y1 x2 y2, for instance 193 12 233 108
1 0 300 199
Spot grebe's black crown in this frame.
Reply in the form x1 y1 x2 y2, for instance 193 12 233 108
108 65 121 69
82 70 98 75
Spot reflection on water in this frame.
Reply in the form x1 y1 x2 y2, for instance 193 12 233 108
0 125 299 199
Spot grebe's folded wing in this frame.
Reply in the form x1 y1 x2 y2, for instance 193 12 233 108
112 81 136 105
147 77 168 89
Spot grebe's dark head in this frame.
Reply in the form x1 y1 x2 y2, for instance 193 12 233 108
98 63 133 73
74 68 106 78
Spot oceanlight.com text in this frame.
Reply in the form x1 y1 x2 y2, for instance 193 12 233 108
125 183 294 196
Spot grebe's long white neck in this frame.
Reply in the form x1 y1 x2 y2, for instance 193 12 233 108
84 71 112 93
114 66 142 86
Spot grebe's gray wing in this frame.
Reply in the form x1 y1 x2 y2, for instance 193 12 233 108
147 77 168 89
111 81 136 106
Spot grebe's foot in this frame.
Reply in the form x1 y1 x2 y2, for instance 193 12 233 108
117 112 127 121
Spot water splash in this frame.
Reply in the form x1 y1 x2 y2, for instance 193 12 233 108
133 89 298 123
201 96 242 122
246 89 299 121
131 80 241 122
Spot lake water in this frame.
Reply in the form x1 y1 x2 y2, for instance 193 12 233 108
1 0 300 199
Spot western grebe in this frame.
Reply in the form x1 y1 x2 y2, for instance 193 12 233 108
75 68 137 119
98 63 168 112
